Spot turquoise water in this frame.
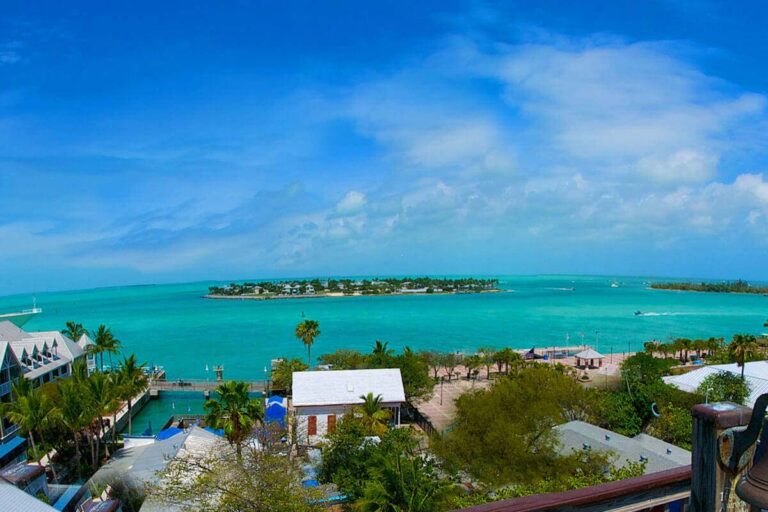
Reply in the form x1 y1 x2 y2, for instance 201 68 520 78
1 275 767 383
128 391 208 434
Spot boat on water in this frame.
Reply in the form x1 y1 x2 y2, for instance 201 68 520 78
634 310 643 316
0 303 42 327
610 282 619 288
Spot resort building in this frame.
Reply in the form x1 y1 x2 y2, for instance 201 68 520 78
292 368 406 445
662 361 768 408
554 421 690 475
0 320 88 464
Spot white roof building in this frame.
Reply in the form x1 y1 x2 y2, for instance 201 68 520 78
292 369 406 445
574 348 605 360
292 368 406 407
663 361 768 408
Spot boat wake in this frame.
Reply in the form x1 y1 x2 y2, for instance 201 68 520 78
635 311 691 317
546 287 575 291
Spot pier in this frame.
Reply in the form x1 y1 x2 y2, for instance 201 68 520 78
149 378 267 397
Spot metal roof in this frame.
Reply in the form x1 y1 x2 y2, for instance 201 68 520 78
662 361 768 407
292 368 406 407
554 421 690 474
0 482 58 512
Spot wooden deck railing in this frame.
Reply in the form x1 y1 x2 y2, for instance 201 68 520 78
457 466 692 512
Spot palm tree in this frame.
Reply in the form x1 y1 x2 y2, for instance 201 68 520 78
355 393 390 436
62 321 87 342
477 347 496 379
84 371 119 461
204 380 264 460
730 334 760 379
295 320 321 367
117 355 149 435
1 385 58 463
371 340 394 367
57 378 94 476
91 325 121 372
464 355 482 380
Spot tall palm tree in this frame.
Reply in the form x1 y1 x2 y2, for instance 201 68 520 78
204 380 264 460
117 354 148 435
91 325 121 372
1 385 58 463
84 371 119 461
731 334 760 379
62 321 87 342
295 320 321 367
355 392 390 436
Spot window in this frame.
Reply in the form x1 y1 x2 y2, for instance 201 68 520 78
327 414 336 434
307 415 317 436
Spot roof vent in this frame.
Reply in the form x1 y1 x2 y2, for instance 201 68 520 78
640 455 648 462
347 383 354 393
666 448 672 455
582 443 591 450
605 434 611 441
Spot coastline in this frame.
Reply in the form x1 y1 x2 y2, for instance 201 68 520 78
203 289 502 300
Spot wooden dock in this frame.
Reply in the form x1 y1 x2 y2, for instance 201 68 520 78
149 379 267 397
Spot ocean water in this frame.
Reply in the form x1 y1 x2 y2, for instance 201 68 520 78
1 275 767 382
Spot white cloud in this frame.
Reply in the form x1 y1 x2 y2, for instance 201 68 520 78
335 190 367 215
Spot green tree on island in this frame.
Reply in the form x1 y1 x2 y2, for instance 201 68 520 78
205 380 264 460
62 321 87 342
295 319 321 367
730 334 760 379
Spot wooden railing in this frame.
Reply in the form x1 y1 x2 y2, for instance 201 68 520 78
457 466 692 512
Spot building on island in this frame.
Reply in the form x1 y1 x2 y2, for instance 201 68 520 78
662 361 768 408
292 368 406 445
554 421 690 475
574 348 605 369
0 320 88 465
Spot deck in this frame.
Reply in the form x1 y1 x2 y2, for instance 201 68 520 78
149 379 267 394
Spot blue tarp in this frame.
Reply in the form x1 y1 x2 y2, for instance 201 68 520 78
0 436 26 459
203 427 225 437
155 427 183 441
265 402 287 427
302 479 319 487
267 395 285 405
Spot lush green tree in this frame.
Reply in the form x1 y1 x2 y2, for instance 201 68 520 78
477 347 496 379
356 392 391 436
393 348 434 401
57 378 95 475
1 384 58 462
271 358 308 393
432 366 596 486
441 352 459 381
117 355 149 435
154 433 322 511
420 351 443 380
356 449 455 512
698 372 751 404
319 416 382 500
204 380 264 460
295 320 321 367
646 403 694 450
620 352 677 388
595 391 642 436
62 321 87 342
730 334 760 379
318 349 369 369
463 354 483 380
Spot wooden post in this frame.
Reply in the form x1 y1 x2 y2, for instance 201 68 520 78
690 402 752 512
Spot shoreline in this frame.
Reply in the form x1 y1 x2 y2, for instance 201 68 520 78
203 289 502 300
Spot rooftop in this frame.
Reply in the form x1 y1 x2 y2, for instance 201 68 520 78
662 361 768 407
292 368 406 407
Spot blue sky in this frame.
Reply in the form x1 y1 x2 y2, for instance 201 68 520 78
2 1 768 295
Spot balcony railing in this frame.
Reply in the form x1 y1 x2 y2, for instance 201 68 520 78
457 466 691 512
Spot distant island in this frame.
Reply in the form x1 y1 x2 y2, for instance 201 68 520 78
206 277 500 300
650 279 768 294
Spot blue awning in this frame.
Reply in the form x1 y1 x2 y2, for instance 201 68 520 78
0 436 26 459
203 426 225 437
155 427 183 440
